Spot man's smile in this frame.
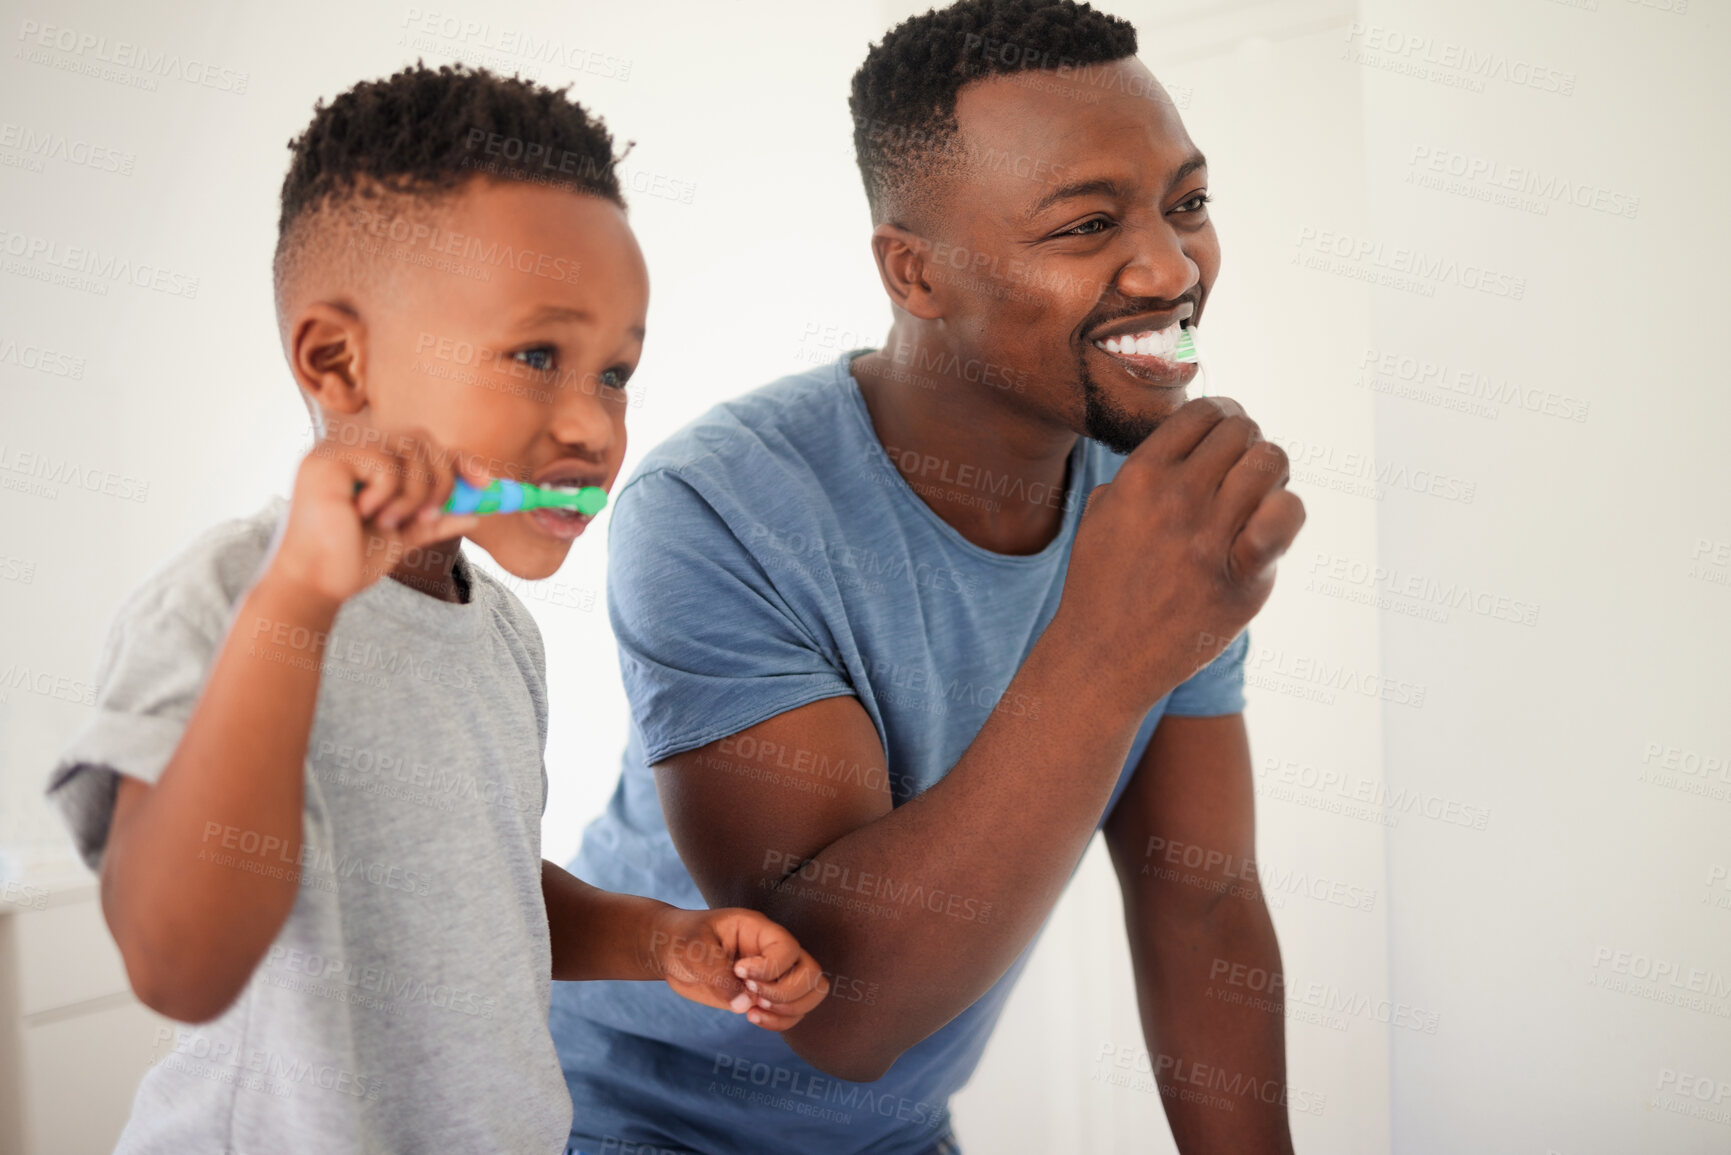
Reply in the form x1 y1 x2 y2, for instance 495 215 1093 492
1086 308 1200 387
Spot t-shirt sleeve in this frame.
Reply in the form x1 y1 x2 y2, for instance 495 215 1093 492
606 468 856 767
45 591 224 872
1163 627 1250 717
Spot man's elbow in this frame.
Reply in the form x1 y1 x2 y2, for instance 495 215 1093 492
784 1024 903 1084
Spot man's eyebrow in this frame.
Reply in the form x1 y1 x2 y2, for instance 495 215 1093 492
1023 151 1209 221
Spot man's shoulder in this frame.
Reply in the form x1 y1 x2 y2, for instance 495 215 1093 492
616 358 860 525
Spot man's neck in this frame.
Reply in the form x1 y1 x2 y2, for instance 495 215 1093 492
849 324 1079 556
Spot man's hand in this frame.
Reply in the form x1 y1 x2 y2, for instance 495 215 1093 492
1058 395 1305 716
649 906 831 1031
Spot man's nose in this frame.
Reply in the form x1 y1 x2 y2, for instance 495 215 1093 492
1113 223 1199 305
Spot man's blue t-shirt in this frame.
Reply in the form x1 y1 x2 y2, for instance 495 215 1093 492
552 352 1249 1155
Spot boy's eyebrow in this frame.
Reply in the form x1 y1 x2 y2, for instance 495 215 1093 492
515 304 646 340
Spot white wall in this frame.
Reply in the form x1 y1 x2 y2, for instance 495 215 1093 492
0 1 1724 1152
1355 2 1731 1152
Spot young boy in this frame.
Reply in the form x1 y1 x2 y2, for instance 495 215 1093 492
44 64 828 1154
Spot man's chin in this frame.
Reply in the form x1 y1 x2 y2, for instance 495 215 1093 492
1080 369 1190 456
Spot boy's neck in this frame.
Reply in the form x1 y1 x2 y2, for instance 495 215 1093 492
387 537 468 604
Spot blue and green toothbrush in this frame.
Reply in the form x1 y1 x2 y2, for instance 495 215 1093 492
350 477 608 517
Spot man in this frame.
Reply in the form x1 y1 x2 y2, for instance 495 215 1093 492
550 2 1305 1153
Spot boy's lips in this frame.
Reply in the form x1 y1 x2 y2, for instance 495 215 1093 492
532 463 608 489
522 464 608 541
529 507 592 541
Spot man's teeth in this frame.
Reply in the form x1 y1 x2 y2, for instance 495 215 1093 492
1095 322 1184 358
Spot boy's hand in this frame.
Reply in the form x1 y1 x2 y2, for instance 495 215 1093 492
649 906 830 1031
268 428 486 604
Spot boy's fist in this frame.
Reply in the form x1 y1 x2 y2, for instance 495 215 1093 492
649 906 830 1031
269 428 486 604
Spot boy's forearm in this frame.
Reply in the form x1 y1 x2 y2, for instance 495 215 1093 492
103 571 340 1019
543 860 676 982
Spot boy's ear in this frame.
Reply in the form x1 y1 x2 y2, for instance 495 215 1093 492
869 223 944 322
289 301 369 415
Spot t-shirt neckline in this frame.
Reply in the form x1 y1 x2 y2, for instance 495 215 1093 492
837 350 1086 567
262 495 490 639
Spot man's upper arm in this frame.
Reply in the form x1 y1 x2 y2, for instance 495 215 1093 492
608 465 892 906
654 694 892 912
1103 711 1258 918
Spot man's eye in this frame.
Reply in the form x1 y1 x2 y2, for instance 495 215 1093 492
512 347 557 372
1063 218 1111 237
1175 191 1213 213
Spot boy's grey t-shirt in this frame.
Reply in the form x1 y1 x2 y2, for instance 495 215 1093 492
46 497 571 1154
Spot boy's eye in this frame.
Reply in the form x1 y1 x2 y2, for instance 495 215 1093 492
513 347 557 372
598 366 630 391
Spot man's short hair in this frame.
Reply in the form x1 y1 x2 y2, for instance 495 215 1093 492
848 0 1137 225
273 62 624 317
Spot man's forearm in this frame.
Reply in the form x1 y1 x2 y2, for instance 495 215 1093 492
761 623 1171 1077
1137 893 1296 1155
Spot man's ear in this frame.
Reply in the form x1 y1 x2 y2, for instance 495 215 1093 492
869 223 945 322
289 301 368 415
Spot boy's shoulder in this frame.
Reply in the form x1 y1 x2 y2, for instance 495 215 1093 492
110 497 286 644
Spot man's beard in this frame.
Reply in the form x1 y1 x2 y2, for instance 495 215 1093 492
1080 359 1159 456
